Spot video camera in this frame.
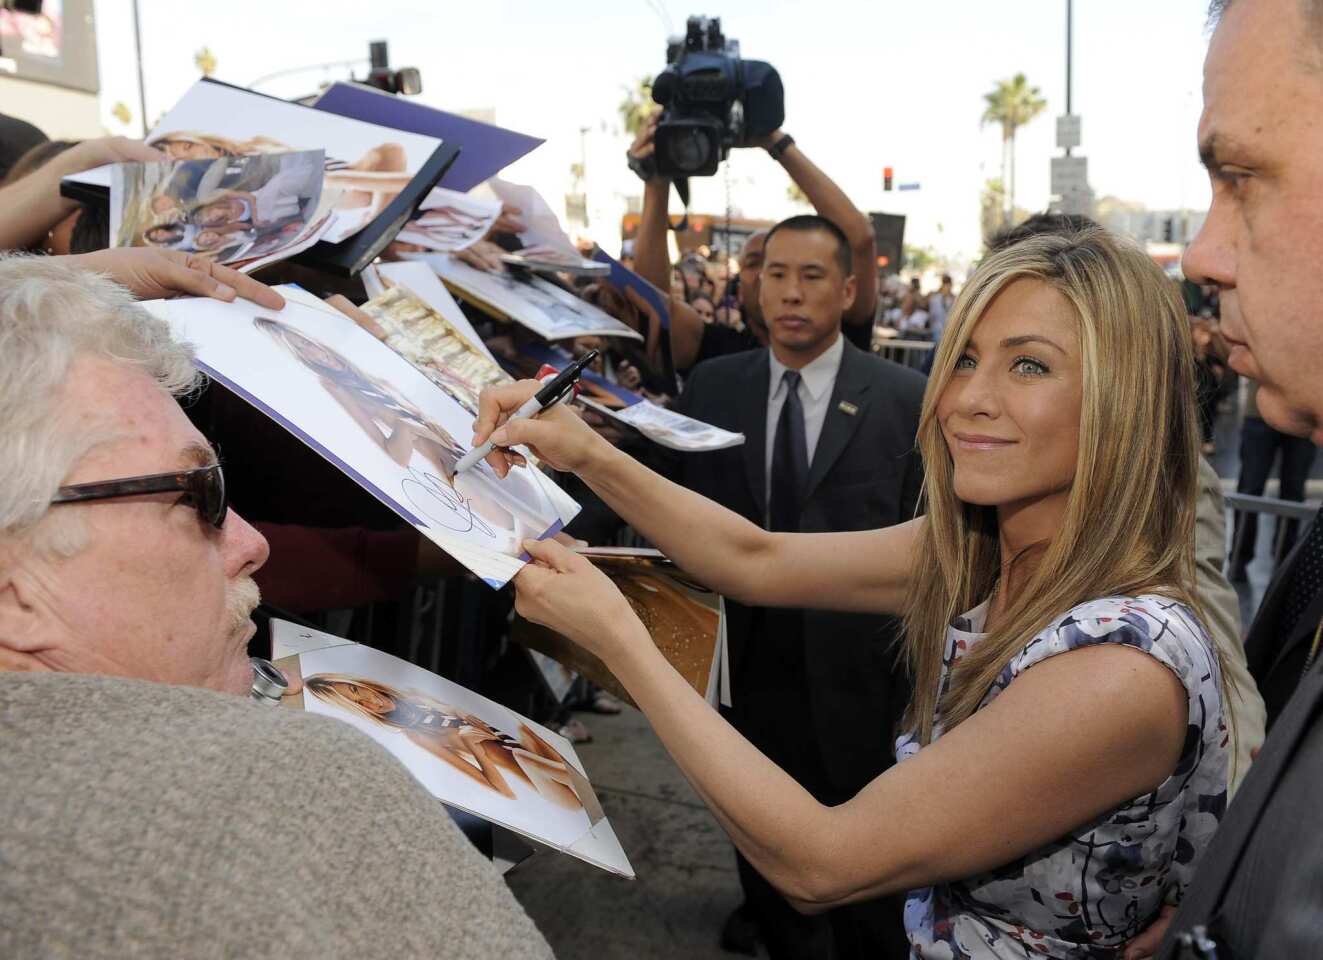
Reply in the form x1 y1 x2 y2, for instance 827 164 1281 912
649 16 783 178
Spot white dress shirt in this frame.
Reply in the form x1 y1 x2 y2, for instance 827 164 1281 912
764 334 845 511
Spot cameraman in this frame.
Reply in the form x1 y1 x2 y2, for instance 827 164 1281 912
630 113 878 371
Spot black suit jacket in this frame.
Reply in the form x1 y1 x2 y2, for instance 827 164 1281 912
1242 511 1323 729
664 341 925 796
1159 529 1323 958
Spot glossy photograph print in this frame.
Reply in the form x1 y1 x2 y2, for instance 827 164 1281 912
274 624 633 877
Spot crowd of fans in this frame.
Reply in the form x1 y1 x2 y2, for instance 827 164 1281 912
4 2 1323 957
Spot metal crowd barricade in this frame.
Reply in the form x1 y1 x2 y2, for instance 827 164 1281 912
1224 491 1320 572
872 337 935 370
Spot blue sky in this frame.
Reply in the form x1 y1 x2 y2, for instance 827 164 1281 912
94 0 1217 259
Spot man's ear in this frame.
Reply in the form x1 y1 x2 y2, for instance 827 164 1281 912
841 274 858 314
0 542 55 661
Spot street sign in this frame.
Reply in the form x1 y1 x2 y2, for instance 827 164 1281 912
1057 187 1094 217
1056 114 1081 150
897 182 921 192
1051 155 1089 196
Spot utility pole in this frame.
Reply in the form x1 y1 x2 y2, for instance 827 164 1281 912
1065 0 1073 157
1051 0 1091 216
132 0 148 136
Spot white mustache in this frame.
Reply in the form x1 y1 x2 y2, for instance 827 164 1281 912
226 577 261 635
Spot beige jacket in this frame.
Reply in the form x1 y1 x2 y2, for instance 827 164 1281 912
0 671 556 960
1196 456 1267 795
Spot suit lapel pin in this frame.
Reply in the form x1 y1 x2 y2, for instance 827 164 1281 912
837 401 859 416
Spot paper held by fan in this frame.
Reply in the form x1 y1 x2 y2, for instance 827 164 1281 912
271 621 633 878
512 554 722 709
109 150 334 274
143 287 579 589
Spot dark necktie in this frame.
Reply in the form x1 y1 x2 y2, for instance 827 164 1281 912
769 369 809 532
1279 507 1323 641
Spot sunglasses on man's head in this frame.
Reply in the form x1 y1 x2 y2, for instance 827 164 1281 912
49 462 228 529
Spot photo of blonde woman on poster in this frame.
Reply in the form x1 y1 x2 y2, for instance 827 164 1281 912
289 639 630 876
305 673 583 811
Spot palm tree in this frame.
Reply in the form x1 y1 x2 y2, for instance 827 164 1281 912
618 76 656 137
982 74 1047 226
194 47 218 77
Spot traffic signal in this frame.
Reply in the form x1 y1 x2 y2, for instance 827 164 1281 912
1162 216 1174 243
883 166 894 191
869 212 905 276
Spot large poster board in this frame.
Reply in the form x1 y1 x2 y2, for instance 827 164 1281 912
144 287 579 588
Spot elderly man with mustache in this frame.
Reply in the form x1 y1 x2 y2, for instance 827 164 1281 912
0 256 552 960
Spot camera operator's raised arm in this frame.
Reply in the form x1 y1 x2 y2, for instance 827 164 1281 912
628 115 716 372
755 129 878 331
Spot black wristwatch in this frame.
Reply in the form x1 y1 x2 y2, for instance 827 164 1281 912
767 133 795 161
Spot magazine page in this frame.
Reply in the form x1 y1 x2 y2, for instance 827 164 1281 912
369 260 498 365
397 186 502 252
85 79 445 244
271 624 632 878
583 396 745 452
356 285 512 417
143 287 579 588
415 253 644 342
110 150 330 273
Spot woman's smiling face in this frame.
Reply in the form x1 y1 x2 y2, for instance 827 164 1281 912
936 278 1083 512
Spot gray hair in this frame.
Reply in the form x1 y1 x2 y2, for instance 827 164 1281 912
0 256 199 553
1209 0 1323 38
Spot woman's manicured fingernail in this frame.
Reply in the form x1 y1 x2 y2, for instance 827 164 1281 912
491 429 508 446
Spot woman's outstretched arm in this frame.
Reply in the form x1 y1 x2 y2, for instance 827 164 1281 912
474 380 921 615
513 539 1190 908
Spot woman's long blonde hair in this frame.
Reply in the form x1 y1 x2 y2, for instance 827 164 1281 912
903 227 1203 744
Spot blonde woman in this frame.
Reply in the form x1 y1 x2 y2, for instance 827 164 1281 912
304 675 582 811
473 228 1227 958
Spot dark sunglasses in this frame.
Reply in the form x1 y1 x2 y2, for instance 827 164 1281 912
50 462 228 529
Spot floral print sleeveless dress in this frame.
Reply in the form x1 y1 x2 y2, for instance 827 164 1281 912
896 595 1229 958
